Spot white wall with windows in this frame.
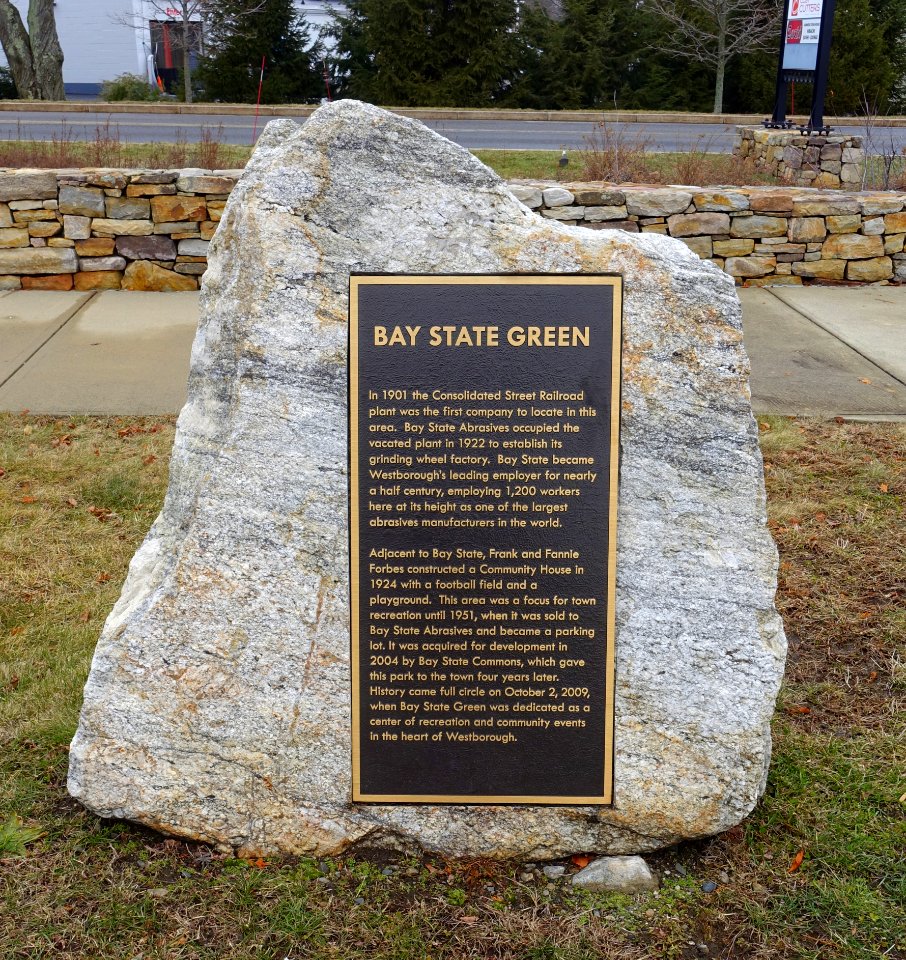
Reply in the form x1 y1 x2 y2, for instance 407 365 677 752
0 1 341 97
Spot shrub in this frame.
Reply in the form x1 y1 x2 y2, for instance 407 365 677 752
580 120 658 184
100 73 163 102
0 65 17 99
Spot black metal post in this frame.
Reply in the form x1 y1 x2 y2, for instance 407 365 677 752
765 0 837 133
807 0 836 132
769 0 792 126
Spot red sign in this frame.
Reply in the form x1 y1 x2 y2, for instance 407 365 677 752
786 19 803 42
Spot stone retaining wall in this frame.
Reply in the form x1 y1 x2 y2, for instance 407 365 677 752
0 168 904 288
0 168 240 291
734 126 864 189
511 181 906 284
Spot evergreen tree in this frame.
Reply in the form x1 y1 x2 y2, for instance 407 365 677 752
826 0 906 114
197 0 324 103
331 0 521 107
506 0 712 111
511 0 618 109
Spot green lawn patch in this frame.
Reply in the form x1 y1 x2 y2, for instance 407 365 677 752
0 414 903 959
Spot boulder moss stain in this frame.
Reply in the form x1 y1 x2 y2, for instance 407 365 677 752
67 100 785 858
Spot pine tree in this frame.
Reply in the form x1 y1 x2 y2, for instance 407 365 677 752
332 0 521 107
826 0 905 114
197 0 324 104
506 0 712 111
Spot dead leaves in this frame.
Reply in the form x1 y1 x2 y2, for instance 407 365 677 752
87 505 119 524
117 422 164 439
787 849 805 874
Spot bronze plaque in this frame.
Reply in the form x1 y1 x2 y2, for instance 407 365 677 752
349 275 622 804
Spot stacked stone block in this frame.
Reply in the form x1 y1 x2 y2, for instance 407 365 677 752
734 126 863 189
0 168 239 291
0 167 904 288
509 182 906 285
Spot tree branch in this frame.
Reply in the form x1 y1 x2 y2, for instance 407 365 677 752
645 0 780 67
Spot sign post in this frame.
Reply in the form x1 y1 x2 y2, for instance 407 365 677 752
766 0 837 132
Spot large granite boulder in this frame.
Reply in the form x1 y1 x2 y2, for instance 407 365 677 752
68 101 786 858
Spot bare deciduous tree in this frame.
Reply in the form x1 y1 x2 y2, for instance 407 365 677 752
115 0 265 104
139 0 205 104
0 0 64 100
645 0 781 113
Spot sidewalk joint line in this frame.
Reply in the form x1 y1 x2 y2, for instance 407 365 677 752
763 287 906 389
0 291 97 391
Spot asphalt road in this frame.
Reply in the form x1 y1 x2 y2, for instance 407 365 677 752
1 109 900 153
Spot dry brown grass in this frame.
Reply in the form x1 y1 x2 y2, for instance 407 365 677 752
760 418 905 731
578 120 658 184
0 121 245 170
0 414 904 960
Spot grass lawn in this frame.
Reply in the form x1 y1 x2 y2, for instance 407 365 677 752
0 414 903 959
0 126 901 189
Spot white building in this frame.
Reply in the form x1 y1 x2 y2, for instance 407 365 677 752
2 1 339 97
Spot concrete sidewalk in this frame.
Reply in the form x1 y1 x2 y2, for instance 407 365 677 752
0 287 904 420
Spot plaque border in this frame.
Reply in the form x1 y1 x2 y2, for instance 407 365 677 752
349 274 622 805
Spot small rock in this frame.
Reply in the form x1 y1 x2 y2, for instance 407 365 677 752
354 896 365 905
701 880 718 893
147 887 169 897
542 864 566 879
719 871 730 884
519 872 534 883
696 944 710 956
382 866 395 876
571 856 659 893
675 863 687 876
